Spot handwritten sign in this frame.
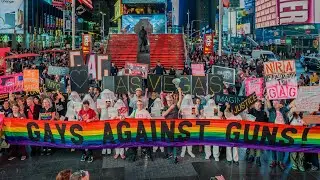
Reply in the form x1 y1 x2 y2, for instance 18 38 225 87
245 78 264 99
48 66 69 76
45 78 63 92
0 73 23 94
264 60 297 100
215 94 246 105
212 66 235 84
303 115 320 125
233 93 258 116
23 70 40 92
191 64 205 76
295 86 320 112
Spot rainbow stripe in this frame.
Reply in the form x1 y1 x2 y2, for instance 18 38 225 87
3 118 320 152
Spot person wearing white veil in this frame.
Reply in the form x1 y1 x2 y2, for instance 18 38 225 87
83 94 97 113
179 94 195 158
65 91 82 121
100 89 117 101
203 99 222 161
150 98 165 154
113 99 127 159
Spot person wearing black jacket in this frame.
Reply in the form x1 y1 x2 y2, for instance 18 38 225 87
169 66 176 76
110 63 118 76
153 61 166 75
182 64 192 75
247 100 268 166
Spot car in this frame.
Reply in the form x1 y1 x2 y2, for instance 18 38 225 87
304 57 320 72
252 50 279 61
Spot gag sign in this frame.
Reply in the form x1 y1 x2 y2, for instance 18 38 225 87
211 66 236 84
233 93 258 116
264 60 297 100
4 118 320 153
214 94 246 105
147 74 224 95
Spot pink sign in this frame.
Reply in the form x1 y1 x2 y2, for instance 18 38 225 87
0 114 3 130
245 78 264 99
191 64 205 76
0 73 24 94
266 78 298 100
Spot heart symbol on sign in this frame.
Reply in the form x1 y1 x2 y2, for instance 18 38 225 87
70 69 89 88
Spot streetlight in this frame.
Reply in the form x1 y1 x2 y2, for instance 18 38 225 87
100 12 106 40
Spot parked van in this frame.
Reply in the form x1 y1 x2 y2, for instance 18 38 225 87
252 50 279 61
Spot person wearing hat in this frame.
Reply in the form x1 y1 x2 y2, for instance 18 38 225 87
129 88 147 111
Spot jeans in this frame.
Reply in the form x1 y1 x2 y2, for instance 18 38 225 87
272 151 284 163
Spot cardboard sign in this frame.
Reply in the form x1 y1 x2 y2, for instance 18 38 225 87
233 93 258 116
23 70 40 92
245 78 264 99
295 86 320 112
97 55 110 80
70 66 89 93
128 76 143 94
147 75 162 92
192 76 207 95
191 64 205 76
215 94 246 105
69 51 84 67
264 60 297 100
124 62 149 79
102 76 115 92
45 78 63 92
48 66 69 76
87 54 97 79
212 66 235 84
303 115 320 125
0 73 23 94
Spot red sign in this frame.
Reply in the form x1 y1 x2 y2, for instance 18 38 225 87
82 34 92 61
278 0 314 25
203 34 213 55
0 48 10 75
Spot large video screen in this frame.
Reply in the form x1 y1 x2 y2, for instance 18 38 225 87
0 0 24 34
121 14 166 34
122 0 165 3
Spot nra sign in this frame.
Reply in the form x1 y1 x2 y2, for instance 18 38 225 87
278 0 314 25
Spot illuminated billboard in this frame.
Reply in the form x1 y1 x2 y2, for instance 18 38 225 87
256 0 319 28
121 14 166 34
0 0 24 34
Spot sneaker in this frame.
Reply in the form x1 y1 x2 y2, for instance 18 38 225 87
234 161 239 166
21 156 27 161
102 149 107 155
311 165 319 171
214 157 219 162
205 156 210 160
298 166 305 172
8 157 16 161
46 149 52 156
279 163 286 170
270 161 277 168
226 161 232 165
256 157 261 167
189 152 195 158
41 149 46 156
71 149 75 152
120 154 126 159
292 165 298 170
114 154 119 159
87 156 93 163
247 156 254 163
80 154 87 162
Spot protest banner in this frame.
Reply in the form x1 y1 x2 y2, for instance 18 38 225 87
191 64 205 76
214 94 246 105
124 62 149 79
212 66 235 84
103 76 116 92
264 60 297 100
233 93 258 116
0 73 23 94
70 66 89 93
295 86 320 112
203 34 213 55
23 70 40 92
3 117 320 153
45 78 63 92
97 55 110 80
245 78 264 99
48 66 69 76
87 54 97 79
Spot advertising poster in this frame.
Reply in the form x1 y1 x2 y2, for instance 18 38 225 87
23 70 40 92
0 0 24 34
124 62 149 79
82 34 92 58
203 34 213 55
264 60 297 100
245 78 264 99
191 64 205 76
278 0 314 25
121 14 166 34
0 73 23 94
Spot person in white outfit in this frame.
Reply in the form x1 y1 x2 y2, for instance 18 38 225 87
203 99 222 161
179 94 196 158
65 91 82 121
114 99 128 159
150 98 165 153
82 94 98 113
224 102 242 165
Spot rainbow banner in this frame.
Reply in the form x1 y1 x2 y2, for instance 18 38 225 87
3 118 320 152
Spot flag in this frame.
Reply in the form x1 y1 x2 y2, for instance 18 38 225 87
223 0 230 8
78 0 93 9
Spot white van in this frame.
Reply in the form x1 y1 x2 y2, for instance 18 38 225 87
252 50 279 61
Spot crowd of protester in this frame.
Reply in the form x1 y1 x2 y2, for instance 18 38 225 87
0 47 320 180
